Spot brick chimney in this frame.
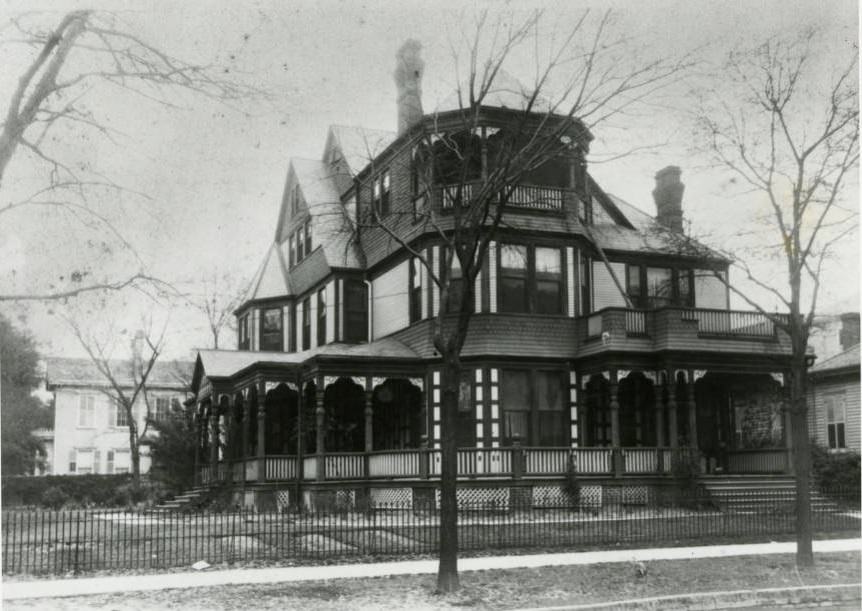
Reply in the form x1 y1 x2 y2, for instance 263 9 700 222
652 166 684 233
394 39 424 135
131 330 144 378
839 312 860 350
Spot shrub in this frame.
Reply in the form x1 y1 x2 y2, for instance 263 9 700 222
2 474 166 508
41 485 69 509
564 455 581 508
810 444 861 496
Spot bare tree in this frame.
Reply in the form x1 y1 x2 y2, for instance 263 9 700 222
692 28 858 566
0 10 263 302
67 317 167 482
351 10 692 592
185 271 247 349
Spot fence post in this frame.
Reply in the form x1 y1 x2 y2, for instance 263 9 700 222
74 510 80 576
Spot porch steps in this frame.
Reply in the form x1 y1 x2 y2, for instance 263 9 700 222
150 487 207 513
700 476 839 512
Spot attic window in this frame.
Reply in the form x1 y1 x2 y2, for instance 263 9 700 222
292 185 302 216
373 169 390 216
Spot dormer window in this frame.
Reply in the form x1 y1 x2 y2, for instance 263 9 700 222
296 226 305 260
238 313 250 350
291 184 302 216
260 307 283 352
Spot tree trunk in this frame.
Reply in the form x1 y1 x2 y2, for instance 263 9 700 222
128 419 141 485
436 353 460 592
790 343 814 566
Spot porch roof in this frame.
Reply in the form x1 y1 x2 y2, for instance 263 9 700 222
192 337 420 393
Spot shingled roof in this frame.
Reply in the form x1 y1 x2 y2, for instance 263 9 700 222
810 343 860 374
326 125 396 177
46 357 193 390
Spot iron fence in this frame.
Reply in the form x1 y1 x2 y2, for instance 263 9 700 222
2 487 858 576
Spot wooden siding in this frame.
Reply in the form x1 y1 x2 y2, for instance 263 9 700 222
566 247 575 317
695 270 727 309
488 241 498 313
372 259 410 339
592 261 627 309
808 375 861 452
287 247 330 297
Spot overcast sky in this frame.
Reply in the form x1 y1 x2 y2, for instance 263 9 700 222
0 0 858 360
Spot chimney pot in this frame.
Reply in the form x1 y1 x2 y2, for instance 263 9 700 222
839 312 860 351
653 165 684 233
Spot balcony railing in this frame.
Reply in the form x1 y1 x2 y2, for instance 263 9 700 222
201 446 793 485
439 182 565 211
580 307 787 350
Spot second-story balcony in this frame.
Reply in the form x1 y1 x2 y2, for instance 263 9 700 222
576 307 791 357
438 181 572 212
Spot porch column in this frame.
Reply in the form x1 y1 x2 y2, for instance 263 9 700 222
364 389 374 453
257 383 266 481
610 374 621 477
666 375 678 449
686 373 698 449
654 386 665 448
193 404 201 485
241 397 250 486
315 381 326 482
209 404 219 469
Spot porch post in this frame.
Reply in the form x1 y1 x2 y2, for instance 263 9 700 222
666 374 679 449
241 396 250 485
364 383 374 453
782 373 794 475
686 372 698 449
610 374 622 477
315 380 326 482
209 403 219 470
257 382 266 482
654 385 665 448
193 403 201 486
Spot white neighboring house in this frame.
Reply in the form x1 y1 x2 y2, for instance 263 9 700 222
43 357 193 475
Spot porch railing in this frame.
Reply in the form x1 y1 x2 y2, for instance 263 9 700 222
727 449 789 474
201 446 789 484
696 309 776 338
439 182 565 211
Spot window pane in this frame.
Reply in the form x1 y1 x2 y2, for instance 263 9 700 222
501 244 527 272
262 308 282 332
535 247 560 275
646 267 673 307
677 270 692 306
500 277 528 312
501 370 530 444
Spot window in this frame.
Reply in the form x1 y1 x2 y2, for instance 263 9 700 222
288 235 295 267
114 450 130 474
536 371 566 446
68 449 76 473
301 297 311 350
579 254 591 315
260 307 283 351
75 449 94 475
535 247 562 314
826 394 846 449
343 280 368 343
154 397 170 423
292 184 301 216
501 370 530 445
409 257 423 323
296 226 305 261
676 269 693 307
646 267 673 308
106 450 114 474
443 253 468 314
626 264 642 307
317 288 327 346
456 378 475 447
114 402 128 427
500 244 528 313
373 170 390 216
499 244 564 314
238 314 250 350
305 220 312 254
78 395 95 427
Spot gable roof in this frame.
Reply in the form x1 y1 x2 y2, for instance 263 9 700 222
810 343 860 374
325 125 397 177
46 357 193 391
242 242 291 303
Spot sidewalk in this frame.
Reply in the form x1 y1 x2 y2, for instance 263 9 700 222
3 538 859 601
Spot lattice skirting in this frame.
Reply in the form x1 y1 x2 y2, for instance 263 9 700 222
370 488 413 509
532 485 569 507
302 489 356 512
276 490 291 512
436 487 510 510
603 485 649 506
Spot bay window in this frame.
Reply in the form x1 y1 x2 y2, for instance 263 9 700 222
499 243 564 314
301 297 311 350
535 247 562 314
500 369 569 447
343 279 368 343
317 288 327 346
501 370 530 444
626 264 695 308
409 258 422 322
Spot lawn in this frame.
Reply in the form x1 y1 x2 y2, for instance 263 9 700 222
4 552 860 610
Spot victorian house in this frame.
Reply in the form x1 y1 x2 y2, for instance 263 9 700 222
190 42 795 510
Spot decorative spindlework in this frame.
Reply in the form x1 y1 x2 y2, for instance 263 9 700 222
642 371 658 384
285 382 299 392
693 370 707 382
674 370 688 383
372 376 387 388
264 381 279 393
769 372 785 386
323 376 339 387
616 369 631 381
408 377 424 390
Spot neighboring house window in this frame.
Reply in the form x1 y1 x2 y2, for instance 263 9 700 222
409 257 422 323
114 449 130 474
499 244 564 314
373 170 390 216
826 394 846 449
154 397 170 423
343 279 368 343
317 288 327 346
75 449 94 475
68 449 76 473
301 297 311 350
106 450 114 474
260 307 283 351
78 395 96 427
238 314 250 350
114 402 128 427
